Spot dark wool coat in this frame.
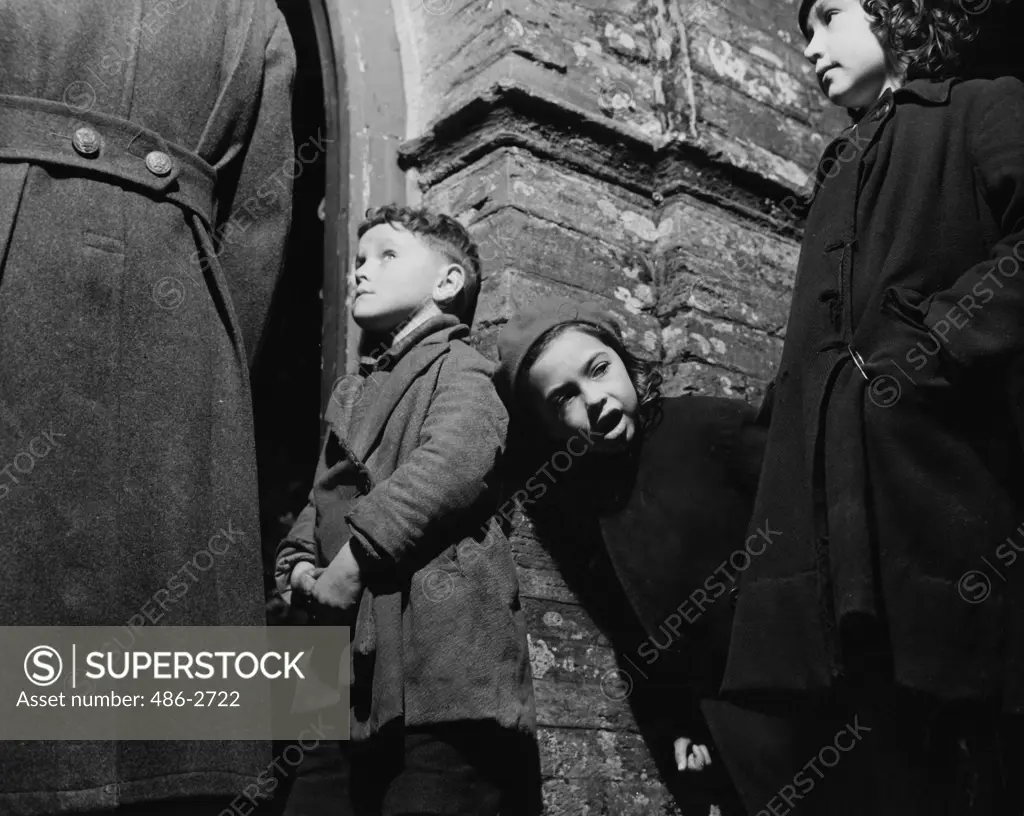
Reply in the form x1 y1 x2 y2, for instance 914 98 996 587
0 1 294 812
598 396 766 695
722 77 1024 712
276 316 536 743
512 396 765 735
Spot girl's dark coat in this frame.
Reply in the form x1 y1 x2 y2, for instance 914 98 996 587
515 395 765 733
721 77 1024 711
0 1 295 812
598 396 766 695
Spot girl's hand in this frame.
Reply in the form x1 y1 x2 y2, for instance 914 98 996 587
674 736 712 772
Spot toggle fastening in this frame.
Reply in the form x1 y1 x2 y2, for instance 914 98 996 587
848 345 868 380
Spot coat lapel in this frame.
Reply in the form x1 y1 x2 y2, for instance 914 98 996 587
349 336 451 462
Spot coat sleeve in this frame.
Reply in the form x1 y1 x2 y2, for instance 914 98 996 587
216 7 296 368
275 429 331 597
274 492 317 598
912 77 1024 375
345 352 509 576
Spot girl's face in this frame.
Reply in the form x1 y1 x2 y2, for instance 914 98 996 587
803 0 901 111
525 328 639 454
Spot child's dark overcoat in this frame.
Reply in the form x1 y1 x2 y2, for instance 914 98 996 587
597 396 766 693
722 77 1024 711
278 316 535 742
0 1 294 812
512 395 765 744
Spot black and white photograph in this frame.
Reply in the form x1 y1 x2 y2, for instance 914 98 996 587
2 0 1024 813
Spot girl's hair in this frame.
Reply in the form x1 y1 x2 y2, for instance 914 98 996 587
516 320 664 440
860 0 979 82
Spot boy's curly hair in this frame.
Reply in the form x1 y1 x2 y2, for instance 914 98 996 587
808 0 979 82
357 205 482 326
518 320 664 441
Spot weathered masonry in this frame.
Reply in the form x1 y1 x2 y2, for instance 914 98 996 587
310 0 842 812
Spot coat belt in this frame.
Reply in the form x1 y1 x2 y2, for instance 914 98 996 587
0 94 217 228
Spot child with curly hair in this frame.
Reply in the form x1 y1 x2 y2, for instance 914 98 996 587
714 1 1024 813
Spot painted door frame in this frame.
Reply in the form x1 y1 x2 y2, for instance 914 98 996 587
309 0 410 417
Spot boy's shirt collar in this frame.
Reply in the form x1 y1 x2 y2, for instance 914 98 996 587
358 313 463 374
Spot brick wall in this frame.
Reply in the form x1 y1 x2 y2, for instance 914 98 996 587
309 0 850 811
391 0 845 812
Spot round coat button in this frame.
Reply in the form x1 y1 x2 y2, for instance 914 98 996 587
72 127 100 156
145 150 173 176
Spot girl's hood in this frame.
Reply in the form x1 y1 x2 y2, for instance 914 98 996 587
494 298 619 405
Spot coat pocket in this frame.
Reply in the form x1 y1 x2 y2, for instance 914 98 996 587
880 284 930 330
876 286 954 397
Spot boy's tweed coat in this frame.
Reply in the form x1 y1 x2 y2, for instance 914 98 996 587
722 77 1024 712
0 1 294 812
277 315 535 742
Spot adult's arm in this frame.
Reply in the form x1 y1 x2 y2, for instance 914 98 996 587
216 5 297 367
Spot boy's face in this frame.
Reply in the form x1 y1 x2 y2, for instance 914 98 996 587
525 328 639 454
803 0 897 111
353 223 454 334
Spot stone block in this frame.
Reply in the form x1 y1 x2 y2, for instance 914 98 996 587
657 195 799 332
661 359 768 402
661 310 782 379
690 27 814 123
695 71 826 173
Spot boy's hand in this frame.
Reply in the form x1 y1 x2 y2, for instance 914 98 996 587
311 541 364 623
290 561 318 595
674 736 712 772
281 561 317 607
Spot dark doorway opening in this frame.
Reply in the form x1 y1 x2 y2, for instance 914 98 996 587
253 0 327 609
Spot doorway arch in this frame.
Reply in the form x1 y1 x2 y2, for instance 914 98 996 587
310 0 411 413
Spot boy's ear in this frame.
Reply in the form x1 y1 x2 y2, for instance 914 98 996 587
433 263 466 308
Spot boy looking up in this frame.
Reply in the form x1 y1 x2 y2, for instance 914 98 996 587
277 205 536 815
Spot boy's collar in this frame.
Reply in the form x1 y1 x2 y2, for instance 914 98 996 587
358 313 464 374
